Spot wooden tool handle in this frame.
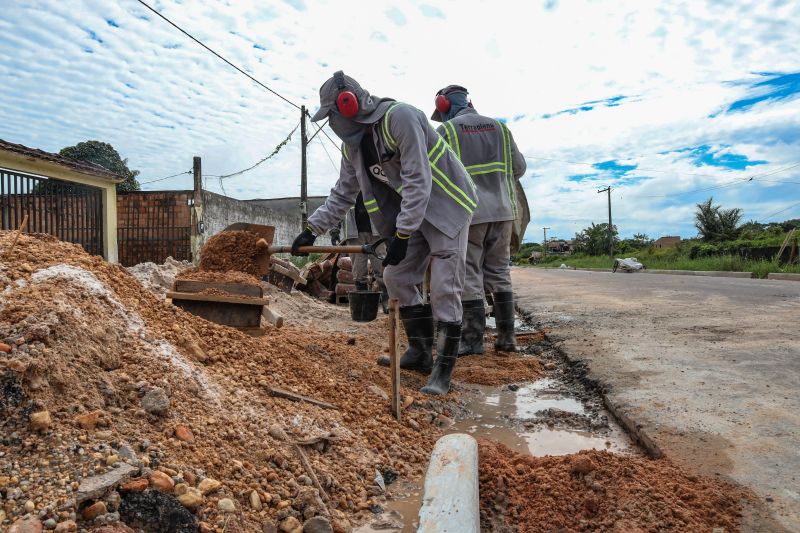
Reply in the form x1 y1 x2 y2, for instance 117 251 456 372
268 245 367 254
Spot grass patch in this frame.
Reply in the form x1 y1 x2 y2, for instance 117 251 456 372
526 252 800 278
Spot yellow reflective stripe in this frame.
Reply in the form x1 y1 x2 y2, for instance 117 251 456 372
430 162 477 210
469 168 505 176
427 135 443 158
366 206 380 213
444 121 460 159
427 139 476 209
363 198 378 206
431 172 473 214
396 186 403 193
342 143 349 162
395 231 410 239
498 121 517 218
382 103 402 151
465 161 505 170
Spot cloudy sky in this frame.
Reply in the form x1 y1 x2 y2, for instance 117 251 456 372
1 0 799 242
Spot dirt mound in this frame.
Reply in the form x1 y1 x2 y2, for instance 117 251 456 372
454 350 543 386
176 267 261 286
126 257 191 297
478 440 744 532
0 231 450 532
198 230 261 275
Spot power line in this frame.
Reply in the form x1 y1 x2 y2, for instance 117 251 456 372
315 134 339 174
135 0 301 110
761 200 800 222
139 170 191 185
629 162 800 198
211 122 299 180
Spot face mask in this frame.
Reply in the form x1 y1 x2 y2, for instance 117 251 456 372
329 113 366 146
443 91 470 121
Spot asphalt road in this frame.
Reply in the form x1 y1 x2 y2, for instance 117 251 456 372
512 268 800 532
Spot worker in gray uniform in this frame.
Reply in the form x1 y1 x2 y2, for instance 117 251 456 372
292 71 478 395
431 85 526 353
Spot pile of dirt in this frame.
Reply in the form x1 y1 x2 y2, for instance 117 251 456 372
478 440 744 532
177 268 261 285
454 350 543 386
126 257 191 297
0 231 451 532
197 230 261 276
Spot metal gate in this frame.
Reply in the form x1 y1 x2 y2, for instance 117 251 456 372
0 167 104 256
117 191 192 266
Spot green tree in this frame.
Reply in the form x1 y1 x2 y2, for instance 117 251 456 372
694 197 742 242
59 140 141 192
574 222 619 255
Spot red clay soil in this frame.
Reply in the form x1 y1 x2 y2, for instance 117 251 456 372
478 440 745 532
454 349 543 386
0 232 446 532
197 230 261 275
177 267 261 285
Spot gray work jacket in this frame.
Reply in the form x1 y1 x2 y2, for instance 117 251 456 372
437 108 526 224
342 206 379 241
309 102 477 239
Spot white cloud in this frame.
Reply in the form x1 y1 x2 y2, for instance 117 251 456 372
0 0 798 242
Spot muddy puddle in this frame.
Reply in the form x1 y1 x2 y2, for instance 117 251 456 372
356 334 639 532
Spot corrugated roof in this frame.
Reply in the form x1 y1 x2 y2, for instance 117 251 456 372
0 138 125 183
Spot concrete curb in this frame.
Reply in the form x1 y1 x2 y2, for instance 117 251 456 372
767 272 800 281
417 434 479 533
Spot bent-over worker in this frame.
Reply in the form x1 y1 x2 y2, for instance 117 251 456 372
431 85 526 353
292 71 477 395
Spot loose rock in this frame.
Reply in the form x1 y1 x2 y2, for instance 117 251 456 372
303 516 334 533
140 387 169 416
218 498 236 513
30 410 51 432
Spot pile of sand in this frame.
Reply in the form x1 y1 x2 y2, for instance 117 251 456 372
478 440 744 532
126 257 191 297
0 231 448 532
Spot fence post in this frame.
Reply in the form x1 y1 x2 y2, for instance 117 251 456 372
190 156 204 264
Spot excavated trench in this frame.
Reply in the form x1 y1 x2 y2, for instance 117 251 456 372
355 315 641 532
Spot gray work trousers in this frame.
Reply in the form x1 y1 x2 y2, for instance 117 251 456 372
346 232 385 288
383 220 469 323
463 221 514 301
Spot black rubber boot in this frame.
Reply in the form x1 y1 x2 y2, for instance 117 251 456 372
397 304 434 374
493 292 518 352
458 300 485 356
421 322 461 396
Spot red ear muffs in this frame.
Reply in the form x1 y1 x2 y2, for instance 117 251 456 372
435 93 451 114
337 91 359 118
334 70 359 118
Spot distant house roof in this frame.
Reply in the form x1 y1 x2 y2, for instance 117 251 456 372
0 139 125 183
655 236 681 242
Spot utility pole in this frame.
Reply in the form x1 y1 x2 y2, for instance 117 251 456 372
597 186 613 259
300 105 308 229
190 156 204 264
543 227 550 259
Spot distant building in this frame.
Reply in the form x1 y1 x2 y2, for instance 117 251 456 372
1 138 124 261
654 236 681 249
546 239 575 254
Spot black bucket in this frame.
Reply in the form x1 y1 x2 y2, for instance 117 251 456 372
349 290 381 322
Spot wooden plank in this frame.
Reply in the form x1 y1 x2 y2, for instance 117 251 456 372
266 386 339 410
262 306 284 328
167 291 268 306
174 279 262 297
170 298 264 328
389 298 401 422
271 263 307 284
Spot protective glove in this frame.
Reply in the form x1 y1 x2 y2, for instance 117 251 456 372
330 227 341 246
291 228 317 256
382 232 410 266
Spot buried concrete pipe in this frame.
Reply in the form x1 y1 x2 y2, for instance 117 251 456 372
417 433 479 533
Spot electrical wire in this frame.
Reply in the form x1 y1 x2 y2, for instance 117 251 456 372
761 200 800 222
316 134 339 174
139 170 191 185
212 122 299 180
135 0 301 110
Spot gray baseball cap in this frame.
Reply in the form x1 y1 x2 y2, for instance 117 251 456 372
311 71 394 124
